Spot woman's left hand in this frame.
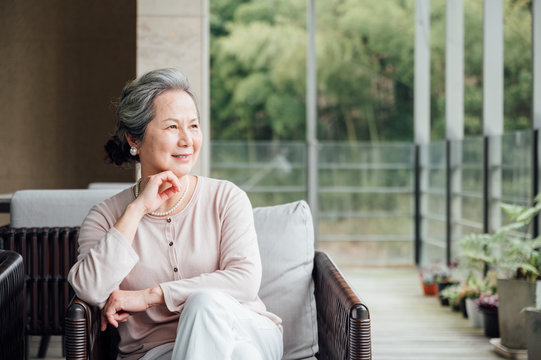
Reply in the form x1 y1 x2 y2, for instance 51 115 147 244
101 286 164 331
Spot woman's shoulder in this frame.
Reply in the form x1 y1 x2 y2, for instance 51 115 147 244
197 176 244 196
196 176 248 206
198 176 242 192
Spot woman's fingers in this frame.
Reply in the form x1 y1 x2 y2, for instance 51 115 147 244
101 289 151 330
101 306 131 331
136 172 185 213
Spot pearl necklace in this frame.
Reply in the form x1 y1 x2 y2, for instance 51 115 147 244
135 176 190 216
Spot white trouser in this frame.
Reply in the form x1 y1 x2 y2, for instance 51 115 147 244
140 290 283 360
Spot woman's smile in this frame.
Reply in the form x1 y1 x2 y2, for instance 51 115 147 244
172 153 192 161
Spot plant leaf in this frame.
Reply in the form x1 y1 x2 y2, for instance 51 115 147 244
501 203 526 221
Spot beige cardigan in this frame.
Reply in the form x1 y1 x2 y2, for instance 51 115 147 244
68 176 281 359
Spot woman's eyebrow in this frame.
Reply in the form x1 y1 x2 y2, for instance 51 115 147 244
161 118 198 123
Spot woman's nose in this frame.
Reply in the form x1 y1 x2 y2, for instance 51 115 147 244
178 128 193 147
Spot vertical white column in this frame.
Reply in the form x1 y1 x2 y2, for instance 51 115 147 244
533 0 540 233
483 0 503 233
446 0 464 258
306 0 318 243
534 0 541 130
483 0 504 137
415 0 430 264
415 0 431 146
201 0 210 177
446 0 464 141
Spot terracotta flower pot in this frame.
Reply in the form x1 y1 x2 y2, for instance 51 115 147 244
422 282 437 296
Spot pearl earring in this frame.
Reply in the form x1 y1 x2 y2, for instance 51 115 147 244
130 147 138 156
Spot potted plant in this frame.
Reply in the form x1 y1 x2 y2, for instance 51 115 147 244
419 269 438 296
456 230 497 325
419 261 450 296
491 199 541 350
439 284 462 311
477 292 500 338
457 196 541 349
461 274 496 328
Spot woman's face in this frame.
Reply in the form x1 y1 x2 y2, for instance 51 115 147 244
135 89 202 178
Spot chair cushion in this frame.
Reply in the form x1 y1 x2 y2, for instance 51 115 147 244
254 200 318 360
10 189 125 227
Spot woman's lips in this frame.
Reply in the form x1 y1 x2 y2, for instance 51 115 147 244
172 154 191 159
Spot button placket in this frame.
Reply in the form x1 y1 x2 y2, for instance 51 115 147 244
165 218 179 279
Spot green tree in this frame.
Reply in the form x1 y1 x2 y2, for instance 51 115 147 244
210 0 532 142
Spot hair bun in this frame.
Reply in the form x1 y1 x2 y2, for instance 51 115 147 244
104 135 130 166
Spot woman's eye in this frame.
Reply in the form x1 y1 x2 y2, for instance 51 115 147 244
168 125 177 129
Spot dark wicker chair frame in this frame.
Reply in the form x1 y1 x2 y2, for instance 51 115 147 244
0 249 25 360
65 251 371 360
0 225 80 358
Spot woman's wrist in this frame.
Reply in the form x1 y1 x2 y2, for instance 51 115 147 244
146 285 164 307
126 200 148 218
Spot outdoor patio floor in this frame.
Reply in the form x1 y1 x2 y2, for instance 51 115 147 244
342 266 504 360
29 266 505 360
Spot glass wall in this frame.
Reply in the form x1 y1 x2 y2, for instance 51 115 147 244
211 141 415 266
418 130 534 266
317 142 415 266
497 130 532 233
211 130 536 267
418 141 447 266
210 142 306 207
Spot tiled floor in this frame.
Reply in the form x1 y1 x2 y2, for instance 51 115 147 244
28 336 64 360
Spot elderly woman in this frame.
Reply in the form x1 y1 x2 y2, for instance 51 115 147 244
68 68 283 360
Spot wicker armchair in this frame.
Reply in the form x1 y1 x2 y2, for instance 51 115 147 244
0 189 123 358
0 249 25 360
65 251 371 360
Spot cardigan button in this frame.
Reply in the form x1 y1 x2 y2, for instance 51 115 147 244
173 267 178 272
169 242 173 246
166 218 171 223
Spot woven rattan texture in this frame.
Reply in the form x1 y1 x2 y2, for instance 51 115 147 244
0 250 25 360
0 225 80 336
313 251 371 360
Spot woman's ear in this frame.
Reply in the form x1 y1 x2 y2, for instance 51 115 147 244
125 133 138 148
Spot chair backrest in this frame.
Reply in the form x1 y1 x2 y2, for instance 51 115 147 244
87 182 135 190
254 200 318 360
10 188 127 227
4 188 127 339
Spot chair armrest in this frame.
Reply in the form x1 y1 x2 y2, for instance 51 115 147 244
0 250 25 359
65 296 99 360
313 250 371 360
65 297 120 360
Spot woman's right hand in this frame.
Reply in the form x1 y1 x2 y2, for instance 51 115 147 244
100 286 164 331
113 171 182 244
133 171 182 215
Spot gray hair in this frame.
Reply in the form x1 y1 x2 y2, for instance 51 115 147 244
105 68 200 166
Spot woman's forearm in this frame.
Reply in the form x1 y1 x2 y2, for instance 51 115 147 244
113 200 147 244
